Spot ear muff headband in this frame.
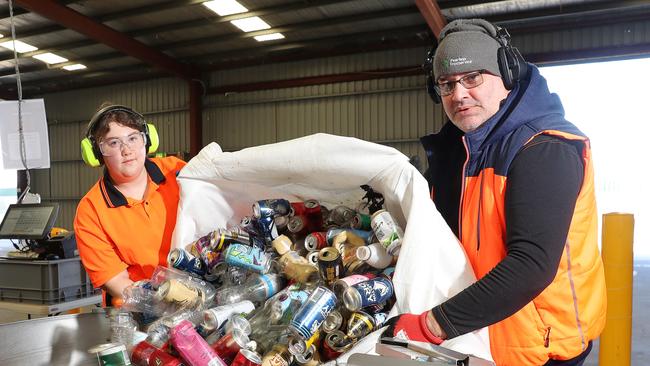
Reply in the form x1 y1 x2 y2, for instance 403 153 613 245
80 105 159 167
423 20 528 103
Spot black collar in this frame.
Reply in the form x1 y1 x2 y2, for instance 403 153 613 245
99 158 166 208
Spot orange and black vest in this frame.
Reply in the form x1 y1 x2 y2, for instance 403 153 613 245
422 66 606 365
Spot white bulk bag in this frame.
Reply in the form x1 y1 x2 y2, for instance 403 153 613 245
172 133 491 361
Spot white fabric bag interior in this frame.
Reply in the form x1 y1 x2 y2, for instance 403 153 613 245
172 133 491 361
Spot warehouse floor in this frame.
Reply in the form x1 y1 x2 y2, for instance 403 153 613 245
1 260 648 365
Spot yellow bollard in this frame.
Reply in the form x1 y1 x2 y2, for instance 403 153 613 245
599 213 634 366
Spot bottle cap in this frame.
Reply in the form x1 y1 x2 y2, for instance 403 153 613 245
355 246 371 261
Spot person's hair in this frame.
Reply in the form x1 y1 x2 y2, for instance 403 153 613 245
92 102 144 142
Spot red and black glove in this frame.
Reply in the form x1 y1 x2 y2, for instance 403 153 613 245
382 310 443 345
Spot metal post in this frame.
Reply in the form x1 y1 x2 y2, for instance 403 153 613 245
599 212 634 366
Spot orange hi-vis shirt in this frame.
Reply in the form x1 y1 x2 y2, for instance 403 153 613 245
74 157 186 288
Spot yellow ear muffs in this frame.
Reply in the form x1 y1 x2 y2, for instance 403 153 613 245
146 123 159 154
80 137 101 168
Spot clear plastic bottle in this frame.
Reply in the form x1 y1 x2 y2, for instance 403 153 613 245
109 309 138 351
215 273 285 305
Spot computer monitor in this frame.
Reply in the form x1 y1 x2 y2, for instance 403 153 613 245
0 203 59 240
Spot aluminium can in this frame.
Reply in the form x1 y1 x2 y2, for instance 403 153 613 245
168 248 206 277
342 277 394 312
253 199 291 219
370 209 404 255
289 286 337 340
131 340 183 366
88 343 131 366
231 349 262 366
224 243 271 273
304 232 327 251
317 247 343 285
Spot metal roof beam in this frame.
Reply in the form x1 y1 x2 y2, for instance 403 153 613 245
5 0 211 40
0 0 350 61
416 0 447 40
0 5 420 76
159 5 419 51
13 0 197 80
0 0 79 20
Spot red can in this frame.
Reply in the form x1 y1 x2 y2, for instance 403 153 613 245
231 349 262 366
291 200 322 229
211 328 250 363
304 232 327 251
131 340 184 366
321 330 352 361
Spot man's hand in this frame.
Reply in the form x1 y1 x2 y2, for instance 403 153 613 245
382 310 445 345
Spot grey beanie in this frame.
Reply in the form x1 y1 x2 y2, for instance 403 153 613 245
433 19 502 80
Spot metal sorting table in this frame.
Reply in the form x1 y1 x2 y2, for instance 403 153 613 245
0 312 110 366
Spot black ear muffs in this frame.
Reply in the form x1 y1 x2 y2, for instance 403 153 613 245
423 47 441 104
494 26 527 90
80 105 159 167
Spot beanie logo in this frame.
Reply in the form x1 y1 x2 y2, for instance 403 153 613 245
449 57 473 67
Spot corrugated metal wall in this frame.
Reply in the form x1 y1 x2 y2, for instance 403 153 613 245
36 19 650 230
203 47 444 170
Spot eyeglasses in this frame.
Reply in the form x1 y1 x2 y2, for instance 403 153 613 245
98 132 146 157
435 71 485 97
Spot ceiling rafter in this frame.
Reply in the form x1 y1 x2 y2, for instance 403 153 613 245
13 0 198 80
1 24 432 95
0 4 421 77
415 0 447 39
0 0 350 61
0 0 79 20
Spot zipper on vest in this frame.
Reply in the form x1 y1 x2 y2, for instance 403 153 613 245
476 172 485 252
459 136 470 241
544 326 551 348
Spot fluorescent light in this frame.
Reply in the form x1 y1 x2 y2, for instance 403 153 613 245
0 40 38 53
32 52 68 64
62 64 86 71
203 0 248 16
254 33 285 42
230 17 270 32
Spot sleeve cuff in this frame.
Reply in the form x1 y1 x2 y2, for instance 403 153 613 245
432 305 460 339
419 310 444 344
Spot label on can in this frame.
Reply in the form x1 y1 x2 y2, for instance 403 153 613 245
371 210 404 255
224 243 269 273
351 277 394 309
90 343 131 366
318 247 343 284
289 286 337 340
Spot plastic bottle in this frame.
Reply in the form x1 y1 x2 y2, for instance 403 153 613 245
355 242 393 269
215 273 284 305
109 309 138 351
272 235 319 284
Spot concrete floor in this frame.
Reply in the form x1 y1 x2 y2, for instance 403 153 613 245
1 260 648 365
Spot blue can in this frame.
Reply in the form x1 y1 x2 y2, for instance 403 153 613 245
342 277 394 312
253 198 291 219
168 248 206 277
224 243 271 273
255 215 279 243
289 286 337 340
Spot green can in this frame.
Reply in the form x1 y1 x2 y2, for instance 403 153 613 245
88 343 131 366
352 213 372 231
